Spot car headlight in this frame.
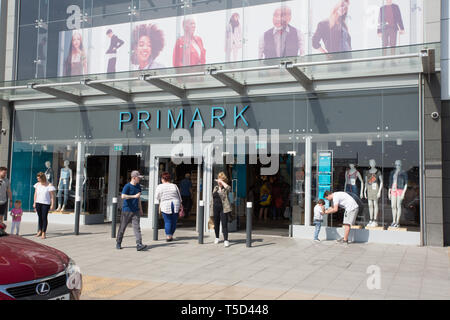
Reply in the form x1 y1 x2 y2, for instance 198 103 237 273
65 259 82 291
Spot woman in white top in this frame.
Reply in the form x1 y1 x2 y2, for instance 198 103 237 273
155 172 182 242
33 172 56 239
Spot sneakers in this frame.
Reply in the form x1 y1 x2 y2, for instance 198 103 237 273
136 243 147 251
116 243 122 250
336 238 348 244
314 239 320 242
367 220 373 227
371 221 378 227
224 240 230 247
214 238 220 244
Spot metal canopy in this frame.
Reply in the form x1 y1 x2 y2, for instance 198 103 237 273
29 83 83 105
140 75 186 99
83 80 132 102
208 68 248 96
0 44 439 105
283 62 313 92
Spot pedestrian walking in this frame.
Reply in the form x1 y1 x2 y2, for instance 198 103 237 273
323 191 359 244
116 171 147 251
0 167 12 224
10 200 23 236
211 172 232 247
33 172 56 239
155 172 182 242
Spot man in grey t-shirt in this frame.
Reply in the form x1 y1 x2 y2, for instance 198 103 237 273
0 167 12 223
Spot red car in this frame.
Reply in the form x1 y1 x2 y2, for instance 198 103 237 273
0 223 82 300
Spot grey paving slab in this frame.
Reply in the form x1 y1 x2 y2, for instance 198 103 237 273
8 222 450 300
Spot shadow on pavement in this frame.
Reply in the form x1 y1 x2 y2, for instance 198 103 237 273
228 238 275 248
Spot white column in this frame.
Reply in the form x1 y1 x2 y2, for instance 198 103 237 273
75 142 85 205
106 149 120 221
304 136 312 227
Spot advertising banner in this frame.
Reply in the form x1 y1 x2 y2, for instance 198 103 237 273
49 0 424 77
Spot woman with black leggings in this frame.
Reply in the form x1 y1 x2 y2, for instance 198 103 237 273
33 172 55 239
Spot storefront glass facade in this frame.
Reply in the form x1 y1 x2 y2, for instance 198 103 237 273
11 87 420 235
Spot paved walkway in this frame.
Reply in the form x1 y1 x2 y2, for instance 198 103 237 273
11 222 450 300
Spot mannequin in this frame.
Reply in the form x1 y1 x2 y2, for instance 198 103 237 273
364 159 383 227
56 160 73 212
388 160 408 228
44 161 54 184
344 164 364 199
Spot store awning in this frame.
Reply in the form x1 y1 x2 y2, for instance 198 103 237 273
0 43 438 107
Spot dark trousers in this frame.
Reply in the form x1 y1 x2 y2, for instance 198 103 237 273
0 202 7 221
36 203 50 232
382 27 398 47
116 211 143 245
214 206 229 241
181 196 192 217
107 58 117 73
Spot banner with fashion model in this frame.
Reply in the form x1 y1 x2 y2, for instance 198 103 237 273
57 0 423 77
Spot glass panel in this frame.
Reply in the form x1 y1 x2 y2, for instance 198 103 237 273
382 88 420 231
91 0 133 16
84 144 109 217
307 90 384 228
17 25 39 81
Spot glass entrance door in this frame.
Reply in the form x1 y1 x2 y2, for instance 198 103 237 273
148 144 208 232
84 155 108 216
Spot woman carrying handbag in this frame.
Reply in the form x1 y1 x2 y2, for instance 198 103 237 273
155 172 183 242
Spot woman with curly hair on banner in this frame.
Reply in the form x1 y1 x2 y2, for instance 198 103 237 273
131 23 165 70
63 31 88 76
312 0 351 54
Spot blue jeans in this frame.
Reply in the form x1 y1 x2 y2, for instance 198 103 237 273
314 220 322 240
162 209 179 236
57 181 69 207
345 184 358 195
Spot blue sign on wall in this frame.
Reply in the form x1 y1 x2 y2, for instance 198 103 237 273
317 151 333 206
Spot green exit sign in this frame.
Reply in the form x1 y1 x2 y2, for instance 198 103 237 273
113 144 123 152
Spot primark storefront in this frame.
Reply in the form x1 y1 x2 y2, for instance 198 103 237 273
0 0 444 245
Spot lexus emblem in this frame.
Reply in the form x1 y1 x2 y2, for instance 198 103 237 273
36 282 50 296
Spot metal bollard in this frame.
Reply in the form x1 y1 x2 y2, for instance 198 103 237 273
111 197 118 238
246 202 253 248
198 201 204 244
153 200 159 241
74 196 81 236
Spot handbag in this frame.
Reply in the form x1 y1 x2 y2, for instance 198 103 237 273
179 204 185 218
283 207 291 219
176 186 185 218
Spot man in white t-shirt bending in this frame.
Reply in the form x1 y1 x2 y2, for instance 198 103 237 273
323 191 359 244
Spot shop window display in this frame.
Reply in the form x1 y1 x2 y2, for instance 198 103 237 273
11 143 78 213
